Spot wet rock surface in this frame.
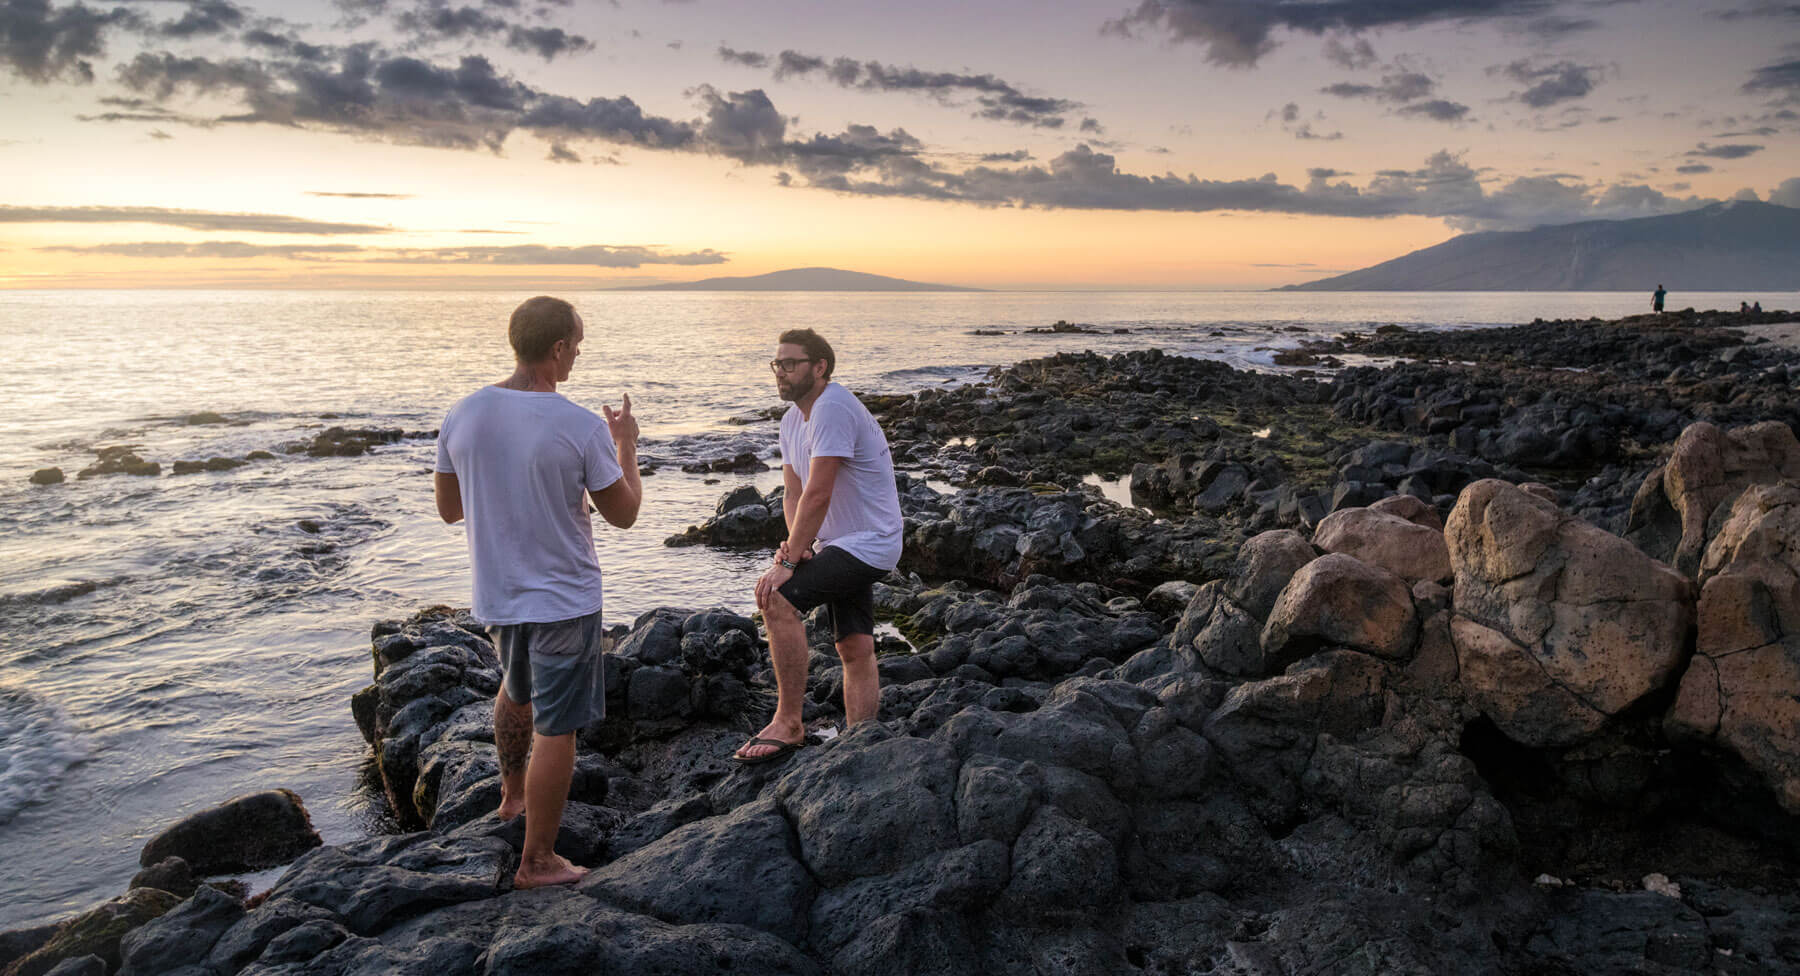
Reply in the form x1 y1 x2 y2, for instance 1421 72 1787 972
67 310 1800 976
138 791 322 876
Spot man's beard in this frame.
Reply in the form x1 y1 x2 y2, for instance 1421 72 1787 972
777 373 816 402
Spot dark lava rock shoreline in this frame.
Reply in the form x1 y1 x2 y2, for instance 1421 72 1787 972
9 309 1800 976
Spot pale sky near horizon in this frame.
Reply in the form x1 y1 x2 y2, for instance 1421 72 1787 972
2 0 1797 289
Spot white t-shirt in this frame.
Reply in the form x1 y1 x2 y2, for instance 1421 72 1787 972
435 386 623 625
779 382 903 571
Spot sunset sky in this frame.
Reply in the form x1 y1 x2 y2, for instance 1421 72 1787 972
3 0 1797 289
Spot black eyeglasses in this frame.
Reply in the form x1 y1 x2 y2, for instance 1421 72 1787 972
770 357 817 373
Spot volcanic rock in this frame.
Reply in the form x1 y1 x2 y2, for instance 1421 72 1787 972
1666 483 1800 813
138 790 321 875
1448 479 1693 747
1626 421 1800 576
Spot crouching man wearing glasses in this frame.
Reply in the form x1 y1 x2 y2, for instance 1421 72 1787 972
737 329 903 763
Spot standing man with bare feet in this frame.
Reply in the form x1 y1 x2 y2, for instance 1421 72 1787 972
737 329 902 763
433 296 642 887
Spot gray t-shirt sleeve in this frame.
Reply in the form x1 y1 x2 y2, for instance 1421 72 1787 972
585 420 624 491
807 399 857 459
434 412 456 474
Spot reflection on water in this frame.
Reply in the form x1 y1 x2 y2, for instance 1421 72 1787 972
1082 472 1142 510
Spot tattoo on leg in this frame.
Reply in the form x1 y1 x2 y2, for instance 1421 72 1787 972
496 702 533 777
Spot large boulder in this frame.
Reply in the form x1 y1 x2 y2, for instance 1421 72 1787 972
1448 480 1693 747
1666 484 1800 813
1626 420 1800 576
1312 507 1451 584
138 790 321 875
1172 530 1315 677
1260 553 1419 667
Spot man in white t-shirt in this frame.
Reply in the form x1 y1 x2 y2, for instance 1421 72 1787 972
739 329 903 763
433 295 642 887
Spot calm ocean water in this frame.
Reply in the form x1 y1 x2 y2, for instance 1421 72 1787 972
1 289 1791 927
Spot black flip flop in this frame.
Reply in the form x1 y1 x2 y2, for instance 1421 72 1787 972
732 735 804 765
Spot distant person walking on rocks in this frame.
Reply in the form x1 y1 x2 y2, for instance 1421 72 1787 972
738 329 903 763
1653 284 1667 313
433 296 642 888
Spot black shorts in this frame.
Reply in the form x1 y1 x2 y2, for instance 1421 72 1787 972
776 546 890 641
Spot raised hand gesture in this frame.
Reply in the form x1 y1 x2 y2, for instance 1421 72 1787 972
603 393 638 445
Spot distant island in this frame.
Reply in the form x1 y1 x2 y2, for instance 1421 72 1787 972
1280 200 1800 291
615 267 984 292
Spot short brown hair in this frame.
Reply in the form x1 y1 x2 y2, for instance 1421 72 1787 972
777 328 835 380
509 296 578 362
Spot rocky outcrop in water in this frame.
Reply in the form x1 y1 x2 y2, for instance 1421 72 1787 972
138 791 321 876
76 448 159 480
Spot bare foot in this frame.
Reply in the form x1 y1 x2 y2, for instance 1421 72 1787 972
734 719 804 761
514 852 587 889
494 796 525 821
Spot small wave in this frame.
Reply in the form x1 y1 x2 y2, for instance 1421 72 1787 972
873 364 992 391
0 687 89 824
0 577 132 609
641 431 777 467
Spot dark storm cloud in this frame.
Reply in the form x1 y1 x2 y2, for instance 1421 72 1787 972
1102 0 1558 67
76 96 216 126
39 241 366 257
717 44 767 68
1397 99 1471 122
1742 58 1800 99
772 49 825 79
1676 163 1713 174
36 240 729 266
1499 59 1602 107
785 144 1728 231
1320 70 1435 102
156 0 245 38
395 3 507 41
1522 14 1598 36
242 28 329 60
545 142 580 162
1711 3 1800 20
392 2 591 61
1687 142 1764 158
505 26 589 60
1 0 142 83
724 44 1086 129
1293 123 1343 139
980 150 1031 162
0 204 389 233
1322 36 1376 69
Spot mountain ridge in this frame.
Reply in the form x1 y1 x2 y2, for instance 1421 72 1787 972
1279 201 1800 291
613 267 983 292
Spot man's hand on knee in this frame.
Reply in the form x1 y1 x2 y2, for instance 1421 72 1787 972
755 564 794 611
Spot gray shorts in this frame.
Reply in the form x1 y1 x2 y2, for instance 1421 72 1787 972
487 610 606 737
